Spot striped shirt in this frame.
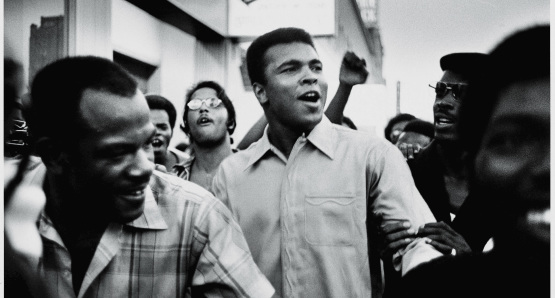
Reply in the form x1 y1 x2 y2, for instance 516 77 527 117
24 162 274 298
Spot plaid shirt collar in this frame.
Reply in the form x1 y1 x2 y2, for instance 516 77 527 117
39 183 168 247
122 186 168 230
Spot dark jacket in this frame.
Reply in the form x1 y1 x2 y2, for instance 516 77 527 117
407 140 452 223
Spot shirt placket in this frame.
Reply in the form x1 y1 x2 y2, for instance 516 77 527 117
281 134 307 298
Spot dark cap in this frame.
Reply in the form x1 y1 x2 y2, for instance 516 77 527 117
440 52 489 78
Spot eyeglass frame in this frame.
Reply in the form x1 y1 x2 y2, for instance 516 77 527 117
428 81 469 100
186 97 223 110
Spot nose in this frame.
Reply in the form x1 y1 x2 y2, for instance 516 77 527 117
434 96 454 110
199 101 210 112
300 67 318 85
530 145 550 188
129 148 154 180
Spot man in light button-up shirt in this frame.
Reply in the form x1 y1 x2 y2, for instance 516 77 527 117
212 27 442 298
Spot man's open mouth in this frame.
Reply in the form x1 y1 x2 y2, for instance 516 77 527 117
197 116 213 125
435 117 454 125
298 91 320 102
152 139 164 148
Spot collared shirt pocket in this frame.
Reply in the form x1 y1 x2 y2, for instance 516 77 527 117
305 195 356 246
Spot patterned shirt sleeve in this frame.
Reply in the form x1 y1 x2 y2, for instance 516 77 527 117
190 193 274 297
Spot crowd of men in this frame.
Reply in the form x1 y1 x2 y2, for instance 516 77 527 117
4 23 549 298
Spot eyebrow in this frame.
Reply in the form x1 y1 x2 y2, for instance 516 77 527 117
278 58 322 68
99 126 157 149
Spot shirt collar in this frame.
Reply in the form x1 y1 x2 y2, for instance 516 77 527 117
244 125 276 170
244 117 336 170
305 116 336 160
125 186 168 230
39 184 168 240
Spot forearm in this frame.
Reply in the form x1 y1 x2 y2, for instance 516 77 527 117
324 82 353 124
237 115 268 150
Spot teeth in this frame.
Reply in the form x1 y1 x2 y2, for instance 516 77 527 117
152 139 162 146
128 189 144 196
437 118 452 124
299 92 319 101
527 209 550 225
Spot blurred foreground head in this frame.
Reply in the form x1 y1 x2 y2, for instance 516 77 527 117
459 25 550 250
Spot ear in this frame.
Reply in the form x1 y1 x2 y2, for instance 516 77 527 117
34 137 70 175
227 120 236 132
252 83 269 105
180 123 189 135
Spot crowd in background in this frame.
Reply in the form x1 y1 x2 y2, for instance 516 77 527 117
4 24 549 298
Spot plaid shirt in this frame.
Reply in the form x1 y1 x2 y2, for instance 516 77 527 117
170 150 195 181
27 163 274 298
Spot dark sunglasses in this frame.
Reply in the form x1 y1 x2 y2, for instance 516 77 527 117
429 82 468 100
187 97 223 110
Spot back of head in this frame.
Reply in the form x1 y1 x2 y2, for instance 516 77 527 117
402 119 434 139
384 113 416 141
459 25 550 163
145 94 177 129
29 56 137 147
246 27 316 85
440 52 489 81
183 80 236 135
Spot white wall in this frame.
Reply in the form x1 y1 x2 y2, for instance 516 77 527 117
313 0 388 136
112 0 161 65
112 0 196 147
159 24 196 147
167 0 228 36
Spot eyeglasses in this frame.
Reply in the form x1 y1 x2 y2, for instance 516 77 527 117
187 97 223 110
428 82 469 100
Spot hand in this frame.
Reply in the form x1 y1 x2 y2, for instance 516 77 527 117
155 164 168 173
339 51 369 86
417 222 472 256
378 220 417 259
396 143 422 160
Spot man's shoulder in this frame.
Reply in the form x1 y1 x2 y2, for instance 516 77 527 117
220 142 261 169
150 170 217 206
332 124 395 152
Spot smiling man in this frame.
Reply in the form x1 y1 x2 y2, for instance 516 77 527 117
22 56 273 298
407 53 488 225
400 25 550 298
379 52 489 297
145 94 190 174
212 27 441 298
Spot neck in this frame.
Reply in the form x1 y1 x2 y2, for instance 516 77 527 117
162 150 177 170
266 118 313 158
436 140 466 178
191 139 233 173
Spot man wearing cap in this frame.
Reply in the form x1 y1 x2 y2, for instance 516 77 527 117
380 53 489 298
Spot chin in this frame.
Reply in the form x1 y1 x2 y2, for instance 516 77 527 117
116 208 145 223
